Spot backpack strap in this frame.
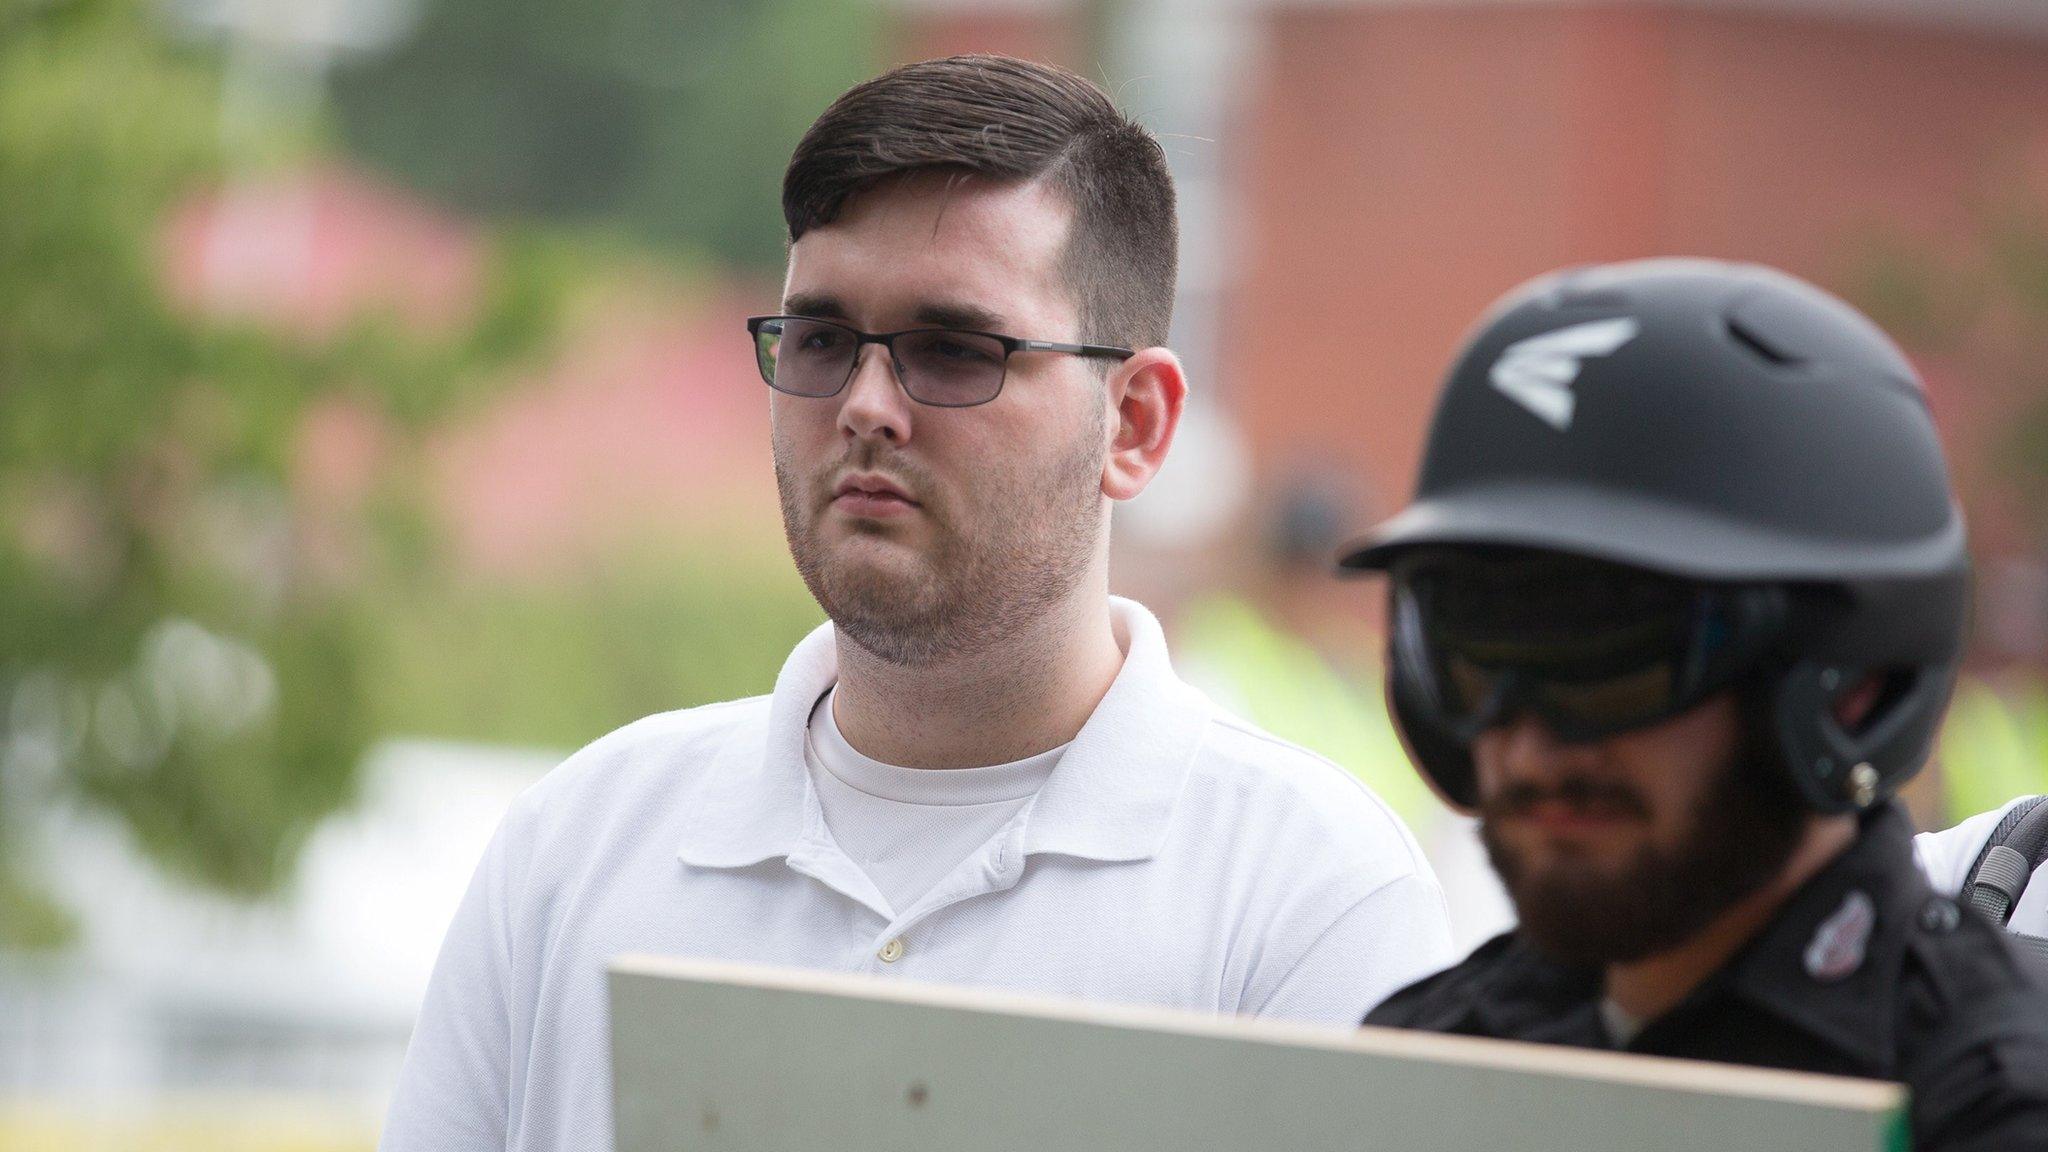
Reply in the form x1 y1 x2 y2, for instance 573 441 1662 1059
2012 931 2048 966
1963 795 2048 928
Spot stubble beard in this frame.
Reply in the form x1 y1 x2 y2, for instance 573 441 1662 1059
774 417 1107 667
1479 724 1810 968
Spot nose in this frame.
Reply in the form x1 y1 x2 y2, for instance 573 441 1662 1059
1497 714 1565 767
1474 712 1593 784
837 343 913 445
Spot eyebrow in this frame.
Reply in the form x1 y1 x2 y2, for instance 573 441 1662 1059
778 294 1013 335
911 302 1009 332
781 292 850 321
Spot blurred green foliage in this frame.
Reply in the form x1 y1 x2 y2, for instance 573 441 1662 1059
1941 678 2048 823
364 543 820 751
1985 203 2048 510
328 0 881 271
1840 227 1984 354
0 0 575 942
1847 200 2048 522
1845 194 2048 824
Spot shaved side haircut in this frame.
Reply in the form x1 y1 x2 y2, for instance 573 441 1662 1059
783 54 1179 350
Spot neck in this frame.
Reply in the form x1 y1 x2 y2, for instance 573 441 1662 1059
1604 814 1858 1022
829 586 1126 769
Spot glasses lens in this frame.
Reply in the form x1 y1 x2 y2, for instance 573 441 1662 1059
893 329 1008 407
761 318 856 397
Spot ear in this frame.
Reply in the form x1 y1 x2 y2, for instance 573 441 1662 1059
1101 347 1187 502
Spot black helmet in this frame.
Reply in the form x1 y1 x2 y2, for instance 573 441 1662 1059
1339 258 1969 815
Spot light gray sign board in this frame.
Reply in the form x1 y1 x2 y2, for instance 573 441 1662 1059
610 955 1907 1152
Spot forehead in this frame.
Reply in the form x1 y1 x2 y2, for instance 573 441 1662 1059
783 173 1077 331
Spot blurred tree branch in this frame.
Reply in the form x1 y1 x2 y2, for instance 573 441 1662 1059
0 0 572 945
326 0 879 271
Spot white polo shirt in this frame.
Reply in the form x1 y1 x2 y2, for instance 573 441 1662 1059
804 687 1066 918
379 597 1454 1152
1916 797 2048 936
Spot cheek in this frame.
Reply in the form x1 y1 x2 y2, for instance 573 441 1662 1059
1611 700 1743 832
1603 747 1715 847
1469 734 1509 799
914 382 1106 516
770 394 833 444
1638 777 1703 843
927 413 1039 491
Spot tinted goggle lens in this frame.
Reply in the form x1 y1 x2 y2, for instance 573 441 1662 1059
1437 649 1680 736
1390 557 1784 742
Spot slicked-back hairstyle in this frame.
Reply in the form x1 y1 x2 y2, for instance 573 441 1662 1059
784 54 1178 350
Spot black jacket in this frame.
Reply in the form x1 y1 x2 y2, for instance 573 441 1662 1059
1367 804 2048 1151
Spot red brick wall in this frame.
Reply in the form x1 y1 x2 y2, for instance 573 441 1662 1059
1231 4 2048 548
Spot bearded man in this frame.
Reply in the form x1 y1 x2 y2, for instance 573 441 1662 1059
379 55 1452 1152
1350 259 2048 1151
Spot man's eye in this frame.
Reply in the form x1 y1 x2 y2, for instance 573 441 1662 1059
928 338 996 364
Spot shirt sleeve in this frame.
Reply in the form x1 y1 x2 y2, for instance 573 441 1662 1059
1914 798 2032 895
379 816 520 1152
1248 871 1458 1026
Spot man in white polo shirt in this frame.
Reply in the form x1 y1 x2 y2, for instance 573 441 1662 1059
379 55 1453 1151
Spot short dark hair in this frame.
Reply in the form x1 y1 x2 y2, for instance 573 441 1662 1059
784 55 1178 350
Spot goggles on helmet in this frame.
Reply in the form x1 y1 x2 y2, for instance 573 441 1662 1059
1388 549 1792 744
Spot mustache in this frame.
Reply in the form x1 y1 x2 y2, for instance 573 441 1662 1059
815 443 934 506
1482 777 1651 820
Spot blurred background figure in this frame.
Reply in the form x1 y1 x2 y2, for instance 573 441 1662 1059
6 0 2048 1146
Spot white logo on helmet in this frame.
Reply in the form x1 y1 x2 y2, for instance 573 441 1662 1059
1487 317 1641 431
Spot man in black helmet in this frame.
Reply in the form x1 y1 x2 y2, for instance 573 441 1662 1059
1350 259 2048 1150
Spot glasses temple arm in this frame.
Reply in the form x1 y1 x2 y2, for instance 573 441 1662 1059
1014 339 1136 359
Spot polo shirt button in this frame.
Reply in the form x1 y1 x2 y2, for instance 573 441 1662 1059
878 937 905 963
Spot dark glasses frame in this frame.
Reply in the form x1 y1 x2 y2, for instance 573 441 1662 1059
746 314 1135 408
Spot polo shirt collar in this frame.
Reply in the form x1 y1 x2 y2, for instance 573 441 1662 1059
674 596 1205 869
672 620 836 869
1021 598 1206 862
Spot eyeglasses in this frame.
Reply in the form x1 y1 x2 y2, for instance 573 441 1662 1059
1387 550 1792 743
746 315 1134 408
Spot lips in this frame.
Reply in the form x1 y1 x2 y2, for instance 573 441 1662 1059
1484 781 1649 834
834 473 917 503
830 472 921 518
1515 799 1641 833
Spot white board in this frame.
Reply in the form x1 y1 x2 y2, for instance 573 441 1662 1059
609 955 1906 1152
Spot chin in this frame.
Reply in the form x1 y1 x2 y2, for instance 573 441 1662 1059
817 548 944 611
823 537 930 584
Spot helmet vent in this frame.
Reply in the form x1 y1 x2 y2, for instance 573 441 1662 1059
1554 286 1630 309
1726 316 1802 367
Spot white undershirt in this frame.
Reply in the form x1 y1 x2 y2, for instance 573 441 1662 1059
804 688 1066 919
